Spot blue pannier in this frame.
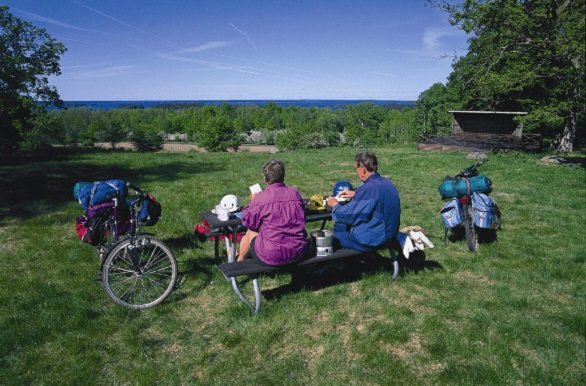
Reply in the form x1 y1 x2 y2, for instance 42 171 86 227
471 192 500 229
440 199 464 228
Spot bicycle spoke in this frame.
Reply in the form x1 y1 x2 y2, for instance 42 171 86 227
103 238 177 308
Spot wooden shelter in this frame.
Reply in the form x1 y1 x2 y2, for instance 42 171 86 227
418 110 541 152
449 110 526 137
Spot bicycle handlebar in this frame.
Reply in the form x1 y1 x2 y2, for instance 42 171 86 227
456 160 487 179
126 182 145 198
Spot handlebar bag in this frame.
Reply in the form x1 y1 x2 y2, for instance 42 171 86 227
440 199 464 228
138 193 161 226
471 192 499 228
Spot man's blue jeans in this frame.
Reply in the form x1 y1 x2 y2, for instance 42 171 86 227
332 222 372 252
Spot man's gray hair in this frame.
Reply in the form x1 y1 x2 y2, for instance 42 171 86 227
262 158 285 184
355 152 378 173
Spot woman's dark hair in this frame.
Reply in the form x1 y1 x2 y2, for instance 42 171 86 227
262 158 285 184
355 152 378 173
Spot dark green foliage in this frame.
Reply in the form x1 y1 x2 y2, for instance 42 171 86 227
50 103 415 152
128 128 164 152
428 0 585 152
93 116 126 149
414 83 455 138
198 114 240 152
0 5 66 152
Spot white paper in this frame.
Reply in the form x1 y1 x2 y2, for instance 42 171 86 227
249 183 262 194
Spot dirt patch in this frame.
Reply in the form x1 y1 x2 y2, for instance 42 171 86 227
95 142 277 153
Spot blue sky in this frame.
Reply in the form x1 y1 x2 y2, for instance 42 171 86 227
4 0 469 101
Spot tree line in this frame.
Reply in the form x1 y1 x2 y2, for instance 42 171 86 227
44 102 420 152
1 1 584 154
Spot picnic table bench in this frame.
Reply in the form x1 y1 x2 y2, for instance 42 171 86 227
200 209 401 313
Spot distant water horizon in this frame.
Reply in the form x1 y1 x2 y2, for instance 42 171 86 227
54 99 415 111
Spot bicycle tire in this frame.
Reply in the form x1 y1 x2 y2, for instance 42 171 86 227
102 236 177 308
463 204 479 252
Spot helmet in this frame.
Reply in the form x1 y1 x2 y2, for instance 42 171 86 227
333 180 353 197
220 194 240 212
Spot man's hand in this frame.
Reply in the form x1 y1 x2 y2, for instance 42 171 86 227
337 189 355 199
326 196 338 207
249 192 258 201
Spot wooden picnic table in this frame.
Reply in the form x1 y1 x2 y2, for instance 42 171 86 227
199 209 332 262
199 207 400 313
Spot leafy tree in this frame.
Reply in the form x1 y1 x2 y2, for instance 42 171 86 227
379 108 418 143
94 116 126 149
432 0 585 152
414 83 455 138
128 126 164 152
198 114 239 152
342 104 385 147
0 5 66 152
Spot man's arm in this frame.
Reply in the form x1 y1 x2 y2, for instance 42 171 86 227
331 198 376 226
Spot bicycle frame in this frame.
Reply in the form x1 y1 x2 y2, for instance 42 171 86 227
443 161 486 252
96 188 145 261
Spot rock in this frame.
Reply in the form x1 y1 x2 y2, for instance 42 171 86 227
467 152 488 161
539 156 567 165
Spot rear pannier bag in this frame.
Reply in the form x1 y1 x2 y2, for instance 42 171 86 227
137 193 161 226
440 199 464 228
471 192 500 229
76 214 107 245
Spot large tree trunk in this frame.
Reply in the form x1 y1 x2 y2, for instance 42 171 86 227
554 112 576 153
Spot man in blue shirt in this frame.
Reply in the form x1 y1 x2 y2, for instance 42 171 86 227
326 152 401 251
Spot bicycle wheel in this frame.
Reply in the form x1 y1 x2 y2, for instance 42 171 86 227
463 204 479 252
102 236 177 308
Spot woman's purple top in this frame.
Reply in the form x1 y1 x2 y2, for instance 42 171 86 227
241 182 309 266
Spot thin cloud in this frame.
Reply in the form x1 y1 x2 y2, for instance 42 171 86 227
71 0 178 47
228 22 258 51
10 7 106 34
69 65 137 79
212 53 317 79
157 52 308 83
423 27 460 50
175 41 233 55
374 72 398 78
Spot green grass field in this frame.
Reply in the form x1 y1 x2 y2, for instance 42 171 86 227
1 146 584 385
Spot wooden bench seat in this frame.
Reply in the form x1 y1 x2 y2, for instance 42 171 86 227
219 247 400 313
219 248 375 278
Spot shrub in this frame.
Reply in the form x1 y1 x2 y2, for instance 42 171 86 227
129 128 164 152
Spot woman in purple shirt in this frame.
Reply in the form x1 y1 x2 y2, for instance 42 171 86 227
238 159 309 266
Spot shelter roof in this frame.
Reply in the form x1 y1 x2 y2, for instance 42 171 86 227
448 110 527 115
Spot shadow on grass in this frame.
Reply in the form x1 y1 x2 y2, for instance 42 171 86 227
0 148 223 224
447 226 499 244
564 157 586 168
262 251 443 300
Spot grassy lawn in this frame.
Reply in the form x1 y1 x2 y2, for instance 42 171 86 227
0 146 584 385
